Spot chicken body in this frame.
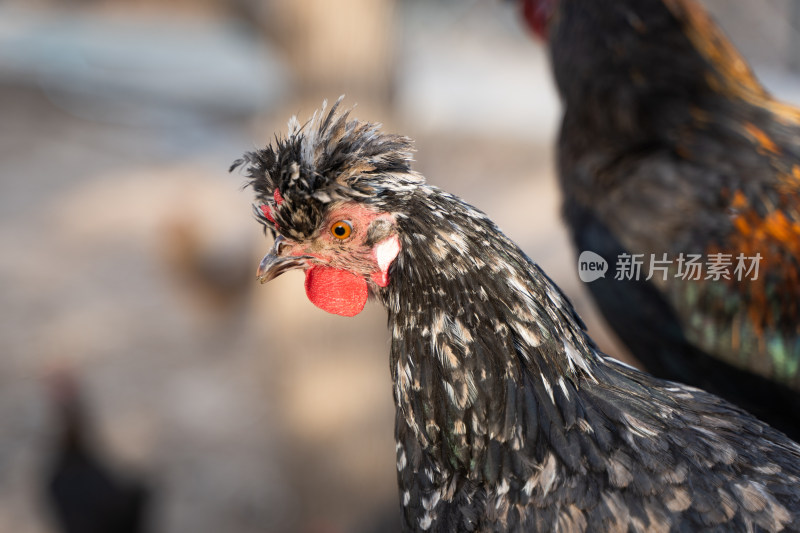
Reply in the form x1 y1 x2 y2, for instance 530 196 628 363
520 0 800 437
236 101 800 532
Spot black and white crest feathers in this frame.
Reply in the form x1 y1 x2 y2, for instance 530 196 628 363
231 97 422 240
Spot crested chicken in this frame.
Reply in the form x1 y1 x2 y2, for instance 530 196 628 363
233 100 800 532
518 0 800 438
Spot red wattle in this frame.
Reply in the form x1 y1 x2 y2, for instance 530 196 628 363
304 266 368 317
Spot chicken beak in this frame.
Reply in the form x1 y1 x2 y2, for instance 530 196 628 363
256 236 310 284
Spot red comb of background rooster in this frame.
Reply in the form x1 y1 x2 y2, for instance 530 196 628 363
520 0 557 39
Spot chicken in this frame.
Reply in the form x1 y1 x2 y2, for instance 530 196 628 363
44 368 151 533
518 0 800 438
233 99 800 532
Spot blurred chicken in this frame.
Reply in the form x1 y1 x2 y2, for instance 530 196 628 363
519 0 800 438
44 368 151 533
160 213 254 316
155 198 258 354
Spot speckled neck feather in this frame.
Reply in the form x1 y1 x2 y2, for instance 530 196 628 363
382 186 597 452
381 187 601 528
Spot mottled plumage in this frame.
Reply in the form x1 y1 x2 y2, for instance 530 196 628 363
519 0 800 438
234 100 800 532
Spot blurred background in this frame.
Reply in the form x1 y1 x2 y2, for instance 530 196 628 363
2 1 800 531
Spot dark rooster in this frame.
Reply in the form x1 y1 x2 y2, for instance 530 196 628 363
518 0 800 438
44 368 150 533
233 100 800 532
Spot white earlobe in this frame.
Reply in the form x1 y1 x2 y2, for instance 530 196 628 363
375 235 401 272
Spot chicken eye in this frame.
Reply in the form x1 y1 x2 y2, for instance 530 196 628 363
330 220 353 240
